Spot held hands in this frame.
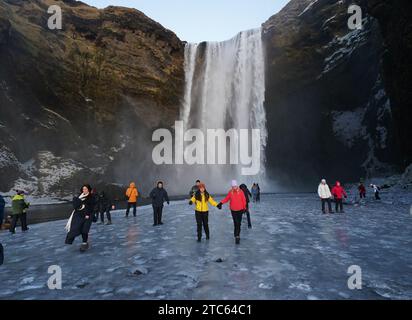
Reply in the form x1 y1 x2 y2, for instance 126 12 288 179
217 202 222 210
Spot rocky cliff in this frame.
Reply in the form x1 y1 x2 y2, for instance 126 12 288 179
262 0 405 189
0 0 184 197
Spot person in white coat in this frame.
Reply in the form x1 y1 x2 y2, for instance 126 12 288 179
318 179 333 214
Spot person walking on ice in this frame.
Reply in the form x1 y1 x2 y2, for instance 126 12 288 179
217 180 247 245
98 191 115 225
125 182 139 217
150 181 170 226
358 182 366 199
370 184 381 200
318 179 333 214
10 190 30 234
331 181 347 213
65 185 95 252
189 182 220 242
239 183 252 229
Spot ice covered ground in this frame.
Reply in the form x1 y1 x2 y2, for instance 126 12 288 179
0 192 411 300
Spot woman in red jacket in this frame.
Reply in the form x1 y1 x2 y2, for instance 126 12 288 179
331 181 347 213
217 180 247 244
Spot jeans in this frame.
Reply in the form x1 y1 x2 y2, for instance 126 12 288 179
195 211 209 239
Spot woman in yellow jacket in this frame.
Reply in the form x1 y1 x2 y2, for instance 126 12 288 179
189 183 221 242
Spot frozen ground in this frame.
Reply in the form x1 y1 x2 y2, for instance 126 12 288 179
0 192 411 300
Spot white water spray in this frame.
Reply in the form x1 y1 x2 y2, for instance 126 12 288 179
178 28 268 191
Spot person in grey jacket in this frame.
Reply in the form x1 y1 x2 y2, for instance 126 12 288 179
150 181 170 226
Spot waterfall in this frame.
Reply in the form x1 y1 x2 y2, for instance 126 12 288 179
179 28 267 191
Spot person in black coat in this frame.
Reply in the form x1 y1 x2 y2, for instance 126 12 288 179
149 181 170 226
65 185 95 252
239 184 252 229
98 191 114 225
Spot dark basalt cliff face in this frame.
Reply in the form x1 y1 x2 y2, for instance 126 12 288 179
366 0 412 168
262 0 406 189
0 0 410 196
0 0 184 195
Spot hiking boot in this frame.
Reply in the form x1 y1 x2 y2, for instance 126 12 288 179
197 238 201 243
80 242 89 252
235 237 240 245
106 221 112 225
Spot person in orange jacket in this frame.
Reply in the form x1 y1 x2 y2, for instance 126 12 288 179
217 180 247 245
125 182 139 217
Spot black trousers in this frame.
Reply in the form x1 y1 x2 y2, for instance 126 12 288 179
231 210 243 238
10 213 28 232
375 192 381 200
100 209 112 223
65 212 92 244
195 211 209 239
359 192 366 199
321 198 333 213
243 207 252 227
335 199 344 212
126 202 137 217
153 205 163 225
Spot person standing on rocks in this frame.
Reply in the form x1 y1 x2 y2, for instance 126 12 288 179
150 181 170 226
239 183 252 229
98 191 115 225
332 181 347 213
189 182 220 242
65 185 96 252
10 190 30 234
318 179 333 214
125 182 139 217
0 194 5 230
217 180 247 245
189 180 201 198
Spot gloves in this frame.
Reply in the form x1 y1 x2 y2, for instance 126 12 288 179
167 201 170 205
217 202 222 210
189 201 193 205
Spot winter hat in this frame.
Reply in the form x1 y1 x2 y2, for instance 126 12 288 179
231 180 238 187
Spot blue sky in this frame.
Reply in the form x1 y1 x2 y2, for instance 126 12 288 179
82 0 290 42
